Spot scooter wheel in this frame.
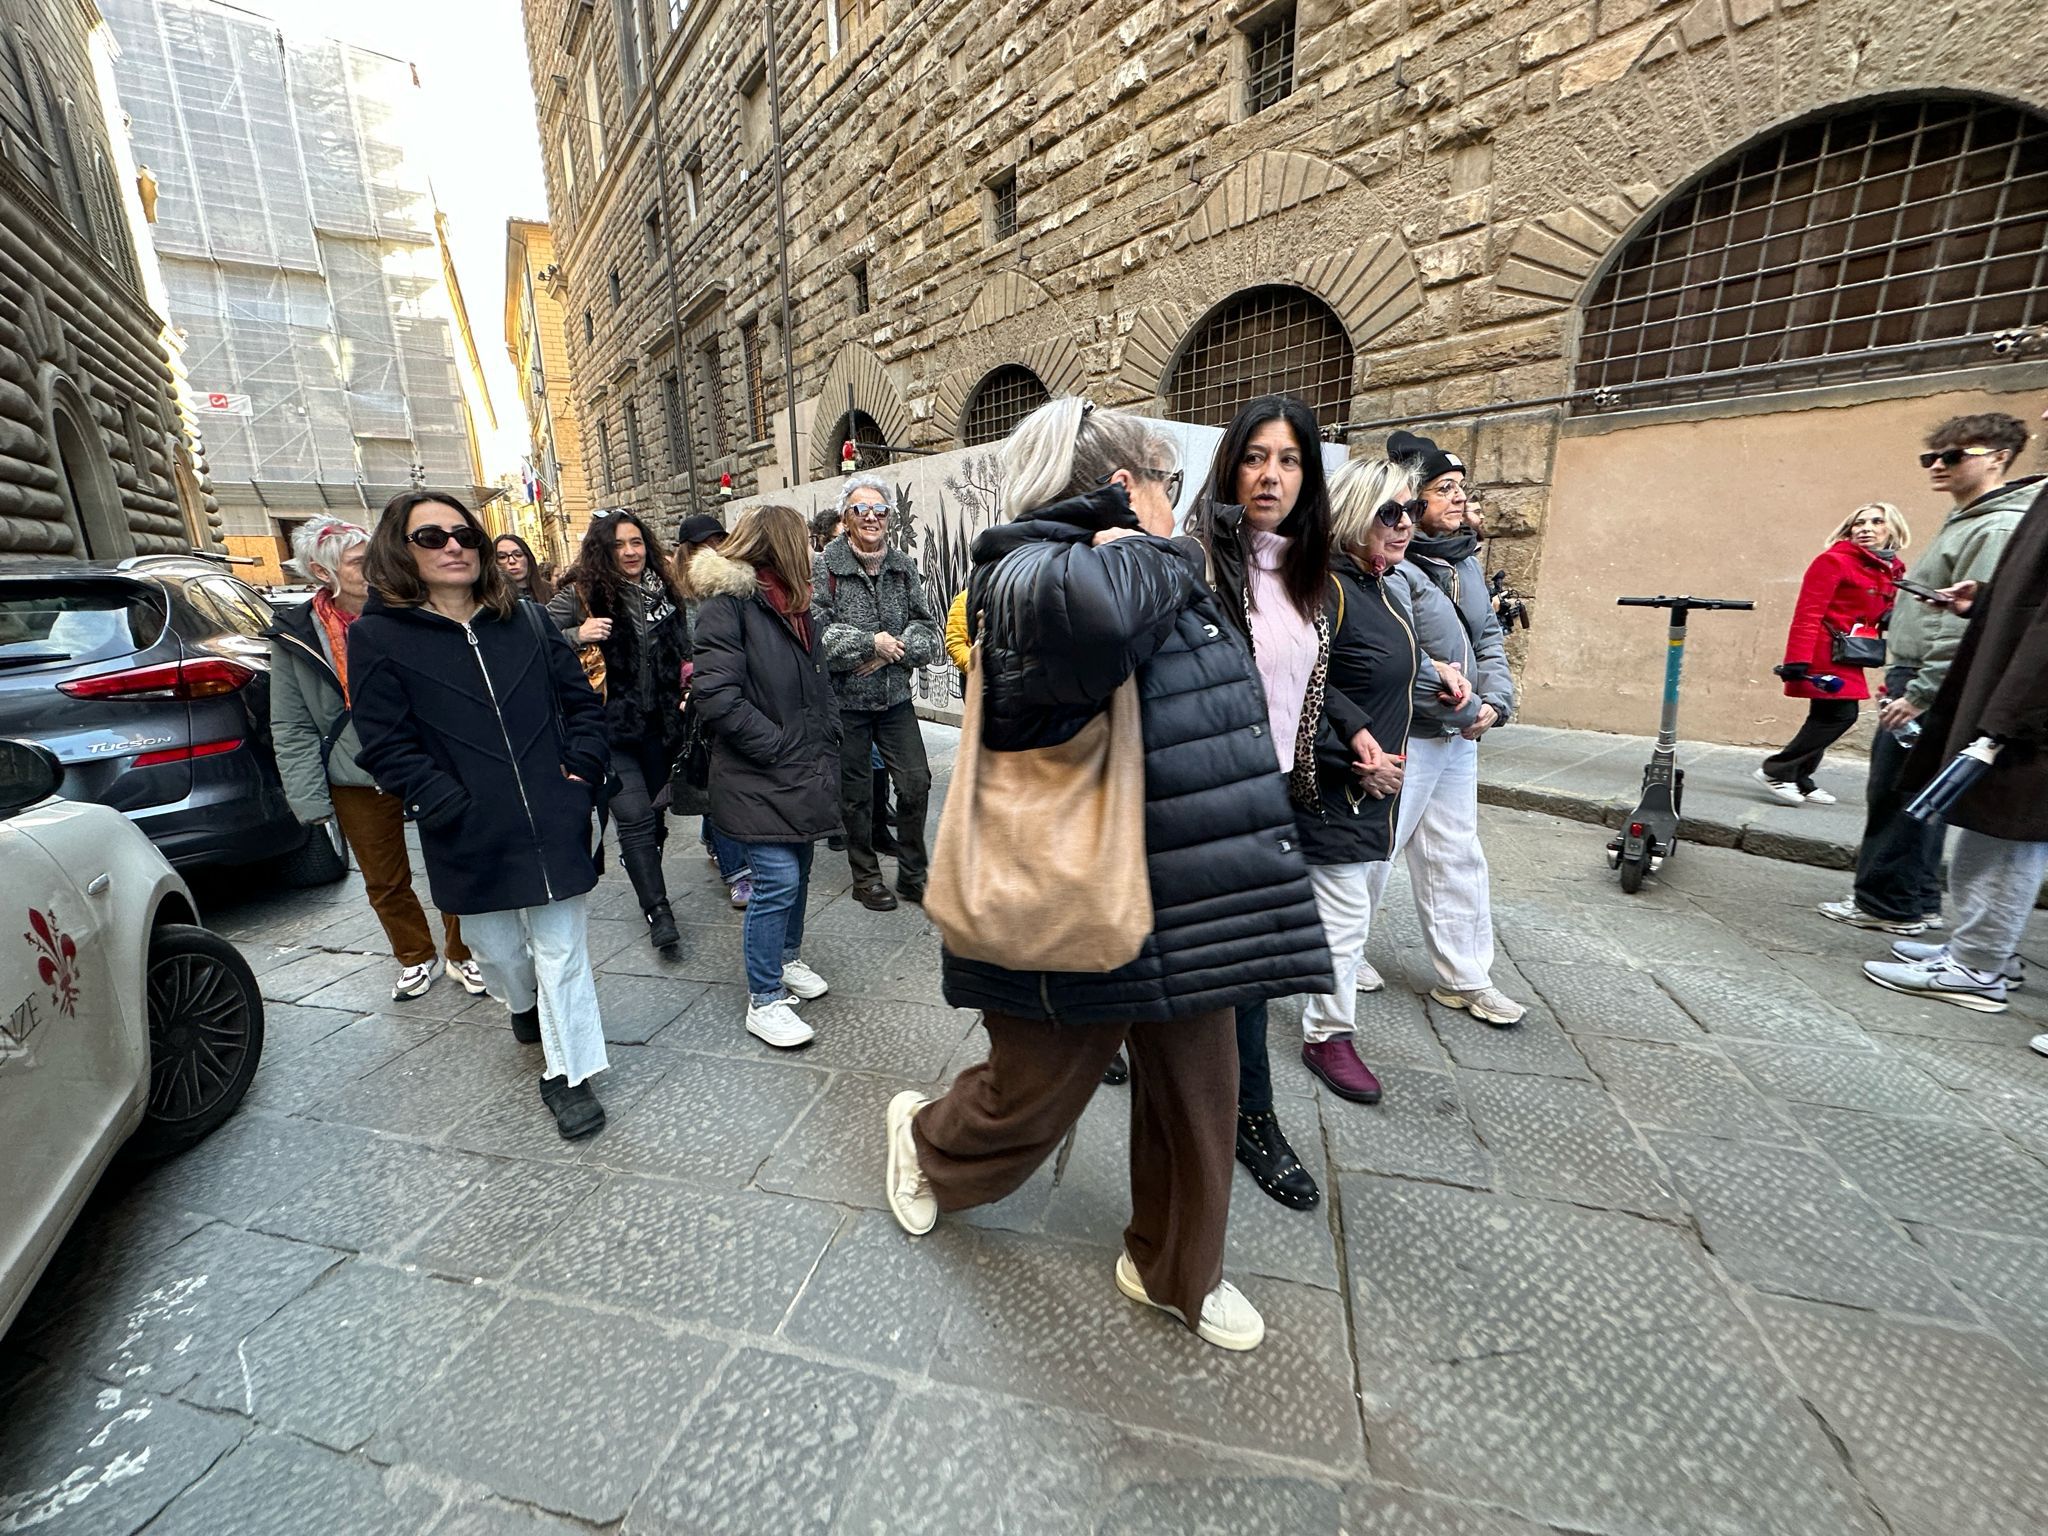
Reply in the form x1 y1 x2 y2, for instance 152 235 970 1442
1618 843 1651 894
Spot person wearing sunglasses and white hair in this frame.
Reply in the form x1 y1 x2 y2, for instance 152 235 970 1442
270 513 486 1002
812 473 942 911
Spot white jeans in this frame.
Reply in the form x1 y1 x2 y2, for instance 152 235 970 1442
461 893 610 1087
1364 733 1496 992
1302 862 1379 1042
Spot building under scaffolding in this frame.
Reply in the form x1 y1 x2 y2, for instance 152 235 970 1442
99 0 493 580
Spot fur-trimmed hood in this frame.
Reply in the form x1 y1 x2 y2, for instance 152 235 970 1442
689 546 765 600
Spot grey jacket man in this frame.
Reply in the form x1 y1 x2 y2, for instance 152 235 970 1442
1390 536 1516 737
811 535 942 711
267 600 378 824
1887 475 2041 710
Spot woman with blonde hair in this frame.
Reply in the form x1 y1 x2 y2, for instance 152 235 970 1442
688 503 841 1049
1757 502 1909 804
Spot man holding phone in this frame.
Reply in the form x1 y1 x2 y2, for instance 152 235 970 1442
1822 412 2040 934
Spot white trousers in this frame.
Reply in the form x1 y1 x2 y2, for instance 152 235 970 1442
461 892 610 1087
1364 733 1496 992
1302 862 1379 1042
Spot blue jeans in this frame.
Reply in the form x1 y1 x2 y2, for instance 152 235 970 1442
701 817 749 884
740 840 813 1003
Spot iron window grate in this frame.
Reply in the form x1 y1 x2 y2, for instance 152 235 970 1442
830 410 890 472
1167 285 1354 430
851 260 870 316
698 335 726 457
741 321 767 440
1577 96 2048 409
990 172 1018 242
962 365 1051 446
1246 9 1295 117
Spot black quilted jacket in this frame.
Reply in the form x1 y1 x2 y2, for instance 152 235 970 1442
945 486 1333 1025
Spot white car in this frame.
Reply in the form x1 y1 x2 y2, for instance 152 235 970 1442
1 737 264 1336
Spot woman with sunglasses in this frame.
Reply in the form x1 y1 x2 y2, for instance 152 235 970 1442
548 508 691 955
493 533 555 604
348 492 614 1140
1187 394 1337 1212
1756 503 1909 806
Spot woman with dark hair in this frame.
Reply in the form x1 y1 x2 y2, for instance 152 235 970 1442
494 533 556 604
1188 393 1336 1212
548 509 691 954
347 492 614 1139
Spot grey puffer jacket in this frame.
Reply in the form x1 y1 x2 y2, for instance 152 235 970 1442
267 598 378 823
1888 475 2042 710
810 536 941 712
1403 531 1515 731
1384 564 1482 737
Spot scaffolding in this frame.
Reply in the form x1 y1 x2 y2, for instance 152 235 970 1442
100 0 486 507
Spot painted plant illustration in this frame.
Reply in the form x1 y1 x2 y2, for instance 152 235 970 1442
26 906 80 1018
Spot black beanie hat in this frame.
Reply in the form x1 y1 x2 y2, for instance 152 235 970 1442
674 513 726 547
1386 429 1465 487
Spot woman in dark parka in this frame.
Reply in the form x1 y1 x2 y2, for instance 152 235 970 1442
348 492 613 1140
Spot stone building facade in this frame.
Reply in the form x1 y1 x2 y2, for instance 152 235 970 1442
522 0 2048 744
0 0 203 560
503 217 594 567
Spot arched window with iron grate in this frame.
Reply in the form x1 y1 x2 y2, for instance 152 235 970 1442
1166 285 1355 430
961 364 1051 446
827 409 891 474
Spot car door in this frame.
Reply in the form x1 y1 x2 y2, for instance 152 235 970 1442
1 800 130 1328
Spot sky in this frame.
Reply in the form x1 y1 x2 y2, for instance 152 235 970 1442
255 0 548 479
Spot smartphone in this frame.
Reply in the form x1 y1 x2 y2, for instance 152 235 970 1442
1893 576 1953 606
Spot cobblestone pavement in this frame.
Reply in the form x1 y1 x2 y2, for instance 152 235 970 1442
7 728 2048 1535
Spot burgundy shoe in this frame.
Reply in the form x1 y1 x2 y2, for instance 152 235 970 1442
1301 1037 1382 1104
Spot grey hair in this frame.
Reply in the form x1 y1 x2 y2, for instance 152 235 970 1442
288 514 371 589
1328 458 1416 555
834 473 897 515
999 397 1176 520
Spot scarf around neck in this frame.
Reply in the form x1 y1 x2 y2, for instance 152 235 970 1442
1408 527 1480 565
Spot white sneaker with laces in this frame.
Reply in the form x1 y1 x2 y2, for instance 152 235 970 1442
885 1091 936 1235
1890 939 2025 988
1753 767 1805 805
1113 1250 1264 1351
2031 1034 2048 1059
392 958 440 999
1801 786 1838 804
1817 899 1926 935
1862 956 2007 1013
1430 984 1526 1026
745 998 815 1049
781 959 830 1001
1355 960 1385 993
450 959 488 996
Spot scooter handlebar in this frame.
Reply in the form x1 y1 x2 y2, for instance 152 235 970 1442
1616 596 1755 610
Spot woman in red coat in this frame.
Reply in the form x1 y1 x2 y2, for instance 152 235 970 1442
1757 503 1910 803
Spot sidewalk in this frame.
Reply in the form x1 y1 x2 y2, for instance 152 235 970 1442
1479 723 1866 870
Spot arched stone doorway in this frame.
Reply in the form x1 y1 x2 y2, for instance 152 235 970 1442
46 375 131 561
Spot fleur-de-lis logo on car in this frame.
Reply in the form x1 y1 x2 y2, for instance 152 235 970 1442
26 907 79 1019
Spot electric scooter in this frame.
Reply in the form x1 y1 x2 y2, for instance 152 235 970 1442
1606 594 1754 893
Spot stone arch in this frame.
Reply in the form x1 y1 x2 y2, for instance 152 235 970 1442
43 368 131 560
933 333 1086 442
964 270 1055 330
809 342 911 474
1170 150 1353 252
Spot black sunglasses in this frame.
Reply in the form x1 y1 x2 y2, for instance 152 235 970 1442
1918 446 1998 469
406 523 485 550
1374 498 1425 527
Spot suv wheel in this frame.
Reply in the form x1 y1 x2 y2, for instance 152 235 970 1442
129 924 265 1159
276 820 348 888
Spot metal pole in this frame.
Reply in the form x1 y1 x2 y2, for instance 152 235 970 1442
647 53 701 518
764 0 802 486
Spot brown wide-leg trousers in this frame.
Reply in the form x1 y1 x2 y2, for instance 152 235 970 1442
328 784 469 968
911 1006 1236 1328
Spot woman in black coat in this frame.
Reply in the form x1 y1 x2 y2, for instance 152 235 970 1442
348 492 614 1140
688 503 841 1053
548 509 691 954
882 397 1332 1355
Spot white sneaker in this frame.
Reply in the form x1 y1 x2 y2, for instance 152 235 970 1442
745 998 815 1049
1818 899 1926 935
1921 912 1946 932
1802 786 1838 804
781 959 830 1001
392 958 440 999
450 960 488 996
1753 767 1805 805
885 1091 936 1235
2030 1034 2048 1059
1113 1250 1264 1351
1890 939 2025 988
1862 956 2007 1013
1430 984 1526 1026
1356 960 1385 993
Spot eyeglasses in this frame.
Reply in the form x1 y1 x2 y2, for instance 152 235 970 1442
493 548 523 562
406 523 484 550
1373 499 1424 527
846 505 891 521
1919 446 1999 469
1133 466 1185 504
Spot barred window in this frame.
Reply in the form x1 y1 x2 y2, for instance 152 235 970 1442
661 371 685 472
1244 7 1295 118
989 171 1017 243
850 260 869 316
697 334 727 456
622 396 646 483
961 364 1050 446
828 409 890 473
1166 285 1354 430
1578 95 2048 410
741 321 767 439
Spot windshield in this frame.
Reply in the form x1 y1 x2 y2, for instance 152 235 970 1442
0 583 166 669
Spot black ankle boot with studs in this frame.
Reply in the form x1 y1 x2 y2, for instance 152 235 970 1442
1236 1109 1320 1210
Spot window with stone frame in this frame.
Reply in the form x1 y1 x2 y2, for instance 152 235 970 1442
661 370 686 472
596 414 617 496
584 309 595 345
988 170 1018 243
608 267 623 307
1243 5 1296 118
827 409 890 473
0 30 56 203
1576 95 2048 411
615 0 644 97
623 395 646 484
1166 285 1355 430
962 364 1051 446
681 153 701 221
584 62 607 173
668 0 689 30
738 63 769 161
850 259 870 316
741 320 767 440
697 333 728 456
829 0 877 58
643 205 663 263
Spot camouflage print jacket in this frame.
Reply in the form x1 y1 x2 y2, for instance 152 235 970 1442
810 535 942 712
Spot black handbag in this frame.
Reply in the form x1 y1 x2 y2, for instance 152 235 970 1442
666 700 713 817
1827 622 1886 668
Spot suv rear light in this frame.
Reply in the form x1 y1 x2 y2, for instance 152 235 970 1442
133 738 243 768
57 657 254 700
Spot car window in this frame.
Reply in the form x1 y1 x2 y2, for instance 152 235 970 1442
192 578 272 638
0 584 165 668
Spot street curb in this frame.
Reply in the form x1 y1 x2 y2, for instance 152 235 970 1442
1476 782 1857 870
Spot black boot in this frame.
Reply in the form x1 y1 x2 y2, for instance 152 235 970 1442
510 1004 541 1044
644 899 680 952
871 766 899 856
621 843 676 951
1236 1109 1320 1210
540 1075 605 1140
1101 1049 1129 1086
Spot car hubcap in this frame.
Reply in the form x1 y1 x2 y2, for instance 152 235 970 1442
147 953 252 1123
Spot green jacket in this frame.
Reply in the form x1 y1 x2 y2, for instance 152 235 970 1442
1888 476 2043 709
267 598 378 823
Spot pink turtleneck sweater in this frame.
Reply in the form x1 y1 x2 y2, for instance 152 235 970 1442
1246 529 1316 773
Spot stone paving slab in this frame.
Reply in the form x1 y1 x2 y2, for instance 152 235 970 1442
1320 1064 1492 1189
1797 1105 2048 1240
779 1209 978 1375
1426 995 1592 1079
1910 1225 2048 1374
582 1048 826 1186
1657 962 1874 1046
442 1042 672 1166
1456 1069 1679 1217
248 1134 489 1255
243 1012 444 1115
145 1430 447 1536
1518 960 1706 1041
400 1159 607 1282
1578 1036 1799 1143
1722 1037 1982 1120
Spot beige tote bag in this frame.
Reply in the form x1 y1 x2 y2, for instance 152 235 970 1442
926 643 1152 973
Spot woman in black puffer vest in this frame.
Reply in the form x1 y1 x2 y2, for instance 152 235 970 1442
549 509 691 953
881 397 1332 1355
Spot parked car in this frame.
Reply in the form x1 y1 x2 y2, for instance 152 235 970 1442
0 554 344 886
1 737 265 1336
